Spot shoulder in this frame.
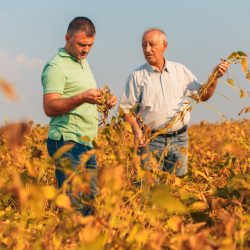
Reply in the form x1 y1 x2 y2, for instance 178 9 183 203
42 53 65 75
127 63 150 80
166 60 189 72
166 60 196 77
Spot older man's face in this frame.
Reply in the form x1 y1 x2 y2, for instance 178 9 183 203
142 31 167 67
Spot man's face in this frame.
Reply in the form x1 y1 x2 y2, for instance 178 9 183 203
65 31 95 60
142 31 167 66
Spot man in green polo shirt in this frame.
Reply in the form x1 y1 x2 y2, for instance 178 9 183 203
41 17 116 202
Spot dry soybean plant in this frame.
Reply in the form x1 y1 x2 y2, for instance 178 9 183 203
97 85 113 125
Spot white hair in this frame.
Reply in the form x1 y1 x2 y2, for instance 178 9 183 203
142 28 167 44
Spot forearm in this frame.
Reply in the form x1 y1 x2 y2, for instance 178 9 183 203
199 78 218 102
44 93 86 117
124 113 141 134
44 88 101 117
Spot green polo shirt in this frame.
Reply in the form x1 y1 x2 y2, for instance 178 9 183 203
41 48 98 147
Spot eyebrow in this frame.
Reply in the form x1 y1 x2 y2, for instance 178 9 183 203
77 42 93 47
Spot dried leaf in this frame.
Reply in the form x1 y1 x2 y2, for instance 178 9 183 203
167 216 183 232
237 51 247 57
0 79 18 101
227 78 234 86
53 143 75 159
189 201 209 213
240 89 246 98
56 194 72 211
81 135 91 143
227 52 237 60
241 58 248 72
42 185 57 200
238 107 250 116
151 184 187 214
245 71 250 80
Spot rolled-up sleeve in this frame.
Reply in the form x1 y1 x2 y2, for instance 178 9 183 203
183 66 201 96
119 73 141 113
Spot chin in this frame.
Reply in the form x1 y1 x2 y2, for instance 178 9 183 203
146 59 154 65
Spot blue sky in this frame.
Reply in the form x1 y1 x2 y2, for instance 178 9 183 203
0 0 249 125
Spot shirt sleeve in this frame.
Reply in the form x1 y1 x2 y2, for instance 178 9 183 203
183 66 202 96
119 73 141 113
41 63 66 94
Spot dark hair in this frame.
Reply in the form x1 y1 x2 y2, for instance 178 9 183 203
67 16 96 37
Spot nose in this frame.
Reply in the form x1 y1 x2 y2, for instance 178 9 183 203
82 45 92 53
145 43 151 52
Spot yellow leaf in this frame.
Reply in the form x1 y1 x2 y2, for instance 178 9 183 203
227 52 237 60
241 58 248 72
246 71 250 80
0 78 18 101
189 201 209 213
53 143 75 159
81 135 91 143
42 185 57 200
240 89 246 98
0 211 5 217
151 184 187 214
56 194 72 211
227 78 234 86
237 51 247 57
167 216 183 232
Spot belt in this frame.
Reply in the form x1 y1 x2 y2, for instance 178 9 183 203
152 125 188 138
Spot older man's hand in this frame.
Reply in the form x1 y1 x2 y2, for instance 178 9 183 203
215 60 230 78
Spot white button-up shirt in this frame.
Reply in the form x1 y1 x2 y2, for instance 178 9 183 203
119 60 201 131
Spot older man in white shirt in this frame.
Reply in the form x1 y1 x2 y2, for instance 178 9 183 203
120 28 229 176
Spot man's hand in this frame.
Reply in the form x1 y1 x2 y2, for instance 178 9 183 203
134 129 149 147
214 60 230 79
82 89 101 104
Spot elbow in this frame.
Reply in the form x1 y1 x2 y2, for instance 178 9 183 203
43 106 55 117
44 110 53 117
199 93 211 102
200 96 209 102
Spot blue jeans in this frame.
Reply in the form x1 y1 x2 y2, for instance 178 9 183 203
47 137 97 196
140 130 188 176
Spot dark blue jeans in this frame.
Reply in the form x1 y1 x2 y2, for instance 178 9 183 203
47 137 97 196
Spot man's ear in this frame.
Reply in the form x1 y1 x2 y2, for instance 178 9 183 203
164 40 168 49
65 33 70 42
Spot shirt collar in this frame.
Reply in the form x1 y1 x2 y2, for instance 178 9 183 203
58 48 83 63
147 58 169 74
58 48 71 57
